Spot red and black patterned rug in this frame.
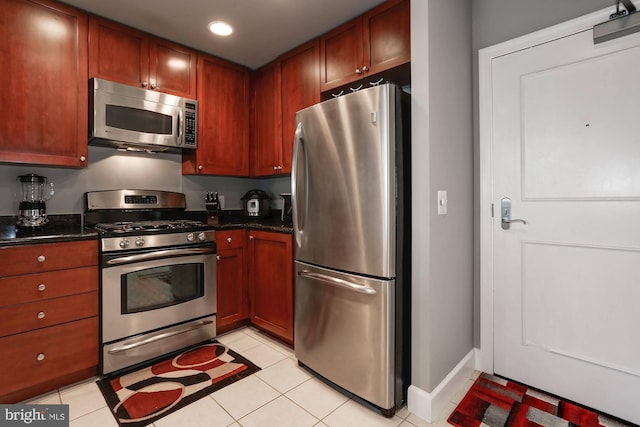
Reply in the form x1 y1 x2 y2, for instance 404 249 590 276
97 340 260 427
448 373 634 427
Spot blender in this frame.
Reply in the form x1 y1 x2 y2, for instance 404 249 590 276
16 174 54 229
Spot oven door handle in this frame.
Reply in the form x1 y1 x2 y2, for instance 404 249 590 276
105 247 215 266
107 320 214 354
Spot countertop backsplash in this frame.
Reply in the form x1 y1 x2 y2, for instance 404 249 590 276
0 146 292 216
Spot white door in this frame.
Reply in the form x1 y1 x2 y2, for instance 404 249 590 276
491 27 640 424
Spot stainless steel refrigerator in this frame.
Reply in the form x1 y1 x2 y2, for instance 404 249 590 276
292 83 410 417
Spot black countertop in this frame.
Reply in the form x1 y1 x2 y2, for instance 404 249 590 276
0 210 292 247
208 210 293 234
0 215 98 247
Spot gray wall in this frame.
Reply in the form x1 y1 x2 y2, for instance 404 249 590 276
0 146 291 216
472 0 613 51
411 0 474 393
470 0 615 347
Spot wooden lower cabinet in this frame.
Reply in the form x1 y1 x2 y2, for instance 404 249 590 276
0 240 99 403
216 230 249 334
247 231 294 345
0 317 99 403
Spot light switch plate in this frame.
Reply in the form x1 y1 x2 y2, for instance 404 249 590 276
437 190 447 215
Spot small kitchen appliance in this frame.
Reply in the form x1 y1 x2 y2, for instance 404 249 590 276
242 189 270 218
84 189 216 374
281 193 292 222
16 174 54 229
89 78 198 152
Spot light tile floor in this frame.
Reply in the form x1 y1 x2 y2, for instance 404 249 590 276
24 327 480 427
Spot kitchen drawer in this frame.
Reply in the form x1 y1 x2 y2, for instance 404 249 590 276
0 292 98 337
0 317 98 399
0 266 98 307
0 240 98 277
216 229 246 249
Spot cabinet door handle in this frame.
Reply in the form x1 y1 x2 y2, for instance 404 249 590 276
37 353 45 361
37 255 45 263
80 155 86 162
249 235 254 240
362 66 369 72
142 81 149 88
216 255 220 261
227 237 232 243
150 83 157 89
355 68 362 74
37 311 45 319
198 165 204 171
37 284 46 292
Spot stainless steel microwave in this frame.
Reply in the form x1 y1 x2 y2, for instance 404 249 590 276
89 78 198 152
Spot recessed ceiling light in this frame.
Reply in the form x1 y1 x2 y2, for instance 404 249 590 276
208 21 233 36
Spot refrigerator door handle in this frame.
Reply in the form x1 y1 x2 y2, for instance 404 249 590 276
298 270 377 295
292 122 308 247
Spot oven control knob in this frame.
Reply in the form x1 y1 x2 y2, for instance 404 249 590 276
135 238 145 247
198 232 207 241
186 233 195 242
119 239 130 249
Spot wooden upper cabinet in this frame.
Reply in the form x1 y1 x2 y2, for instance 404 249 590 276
149 37 197 98
251 61 283 176
89 16 196 98
280 39 320 173
320 19 364 92
182 54 250 176
320 0 410 92
0 0 88 167
252 39 319 177
364 0 411 74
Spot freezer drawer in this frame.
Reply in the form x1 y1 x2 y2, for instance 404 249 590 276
294 261 395 410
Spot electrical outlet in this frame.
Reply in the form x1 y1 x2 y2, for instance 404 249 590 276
218 195 225 209
437 190 447 215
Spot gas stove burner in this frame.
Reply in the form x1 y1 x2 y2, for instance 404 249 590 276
94 219 207 234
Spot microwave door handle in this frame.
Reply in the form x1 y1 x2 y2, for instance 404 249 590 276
177 110 183 142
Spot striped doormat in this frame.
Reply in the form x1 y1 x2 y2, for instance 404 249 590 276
448 373 634 427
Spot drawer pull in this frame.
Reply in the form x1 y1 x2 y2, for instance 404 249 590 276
37 255 46 263
37 284 46 292
37 353 45 361
37 311 45 319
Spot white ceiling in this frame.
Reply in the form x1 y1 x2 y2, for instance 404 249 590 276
62 0 387 70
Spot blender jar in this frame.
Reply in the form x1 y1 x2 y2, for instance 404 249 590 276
16 174 55 228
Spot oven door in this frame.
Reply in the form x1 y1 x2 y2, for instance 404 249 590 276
101 246 216 344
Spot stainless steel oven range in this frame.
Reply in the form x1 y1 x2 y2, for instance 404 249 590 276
84 190 216 374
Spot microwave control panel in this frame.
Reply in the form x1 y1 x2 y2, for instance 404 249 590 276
184 101 198 148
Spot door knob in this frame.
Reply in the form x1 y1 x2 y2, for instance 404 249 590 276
501 197 527 230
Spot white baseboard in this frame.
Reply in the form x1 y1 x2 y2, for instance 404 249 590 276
407 348 476 422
